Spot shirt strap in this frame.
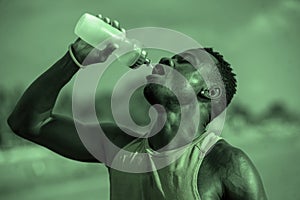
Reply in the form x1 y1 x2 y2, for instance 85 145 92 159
199 132 222 157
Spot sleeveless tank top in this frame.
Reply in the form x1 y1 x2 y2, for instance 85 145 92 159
107 131 222 200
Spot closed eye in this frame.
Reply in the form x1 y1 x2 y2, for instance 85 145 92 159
172 55 191 65
172 53 197 66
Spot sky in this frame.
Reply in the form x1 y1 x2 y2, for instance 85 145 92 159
0 2 299 199
0 0 299 114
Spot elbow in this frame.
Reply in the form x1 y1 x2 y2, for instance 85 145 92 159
7 112 44 139
7 114 21 135
7 113 31 137
7 108 49 138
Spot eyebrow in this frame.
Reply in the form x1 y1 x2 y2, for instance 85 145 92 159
172 53 199 66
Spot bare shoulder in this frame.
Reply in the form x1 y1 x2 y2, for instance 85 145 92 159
204 139 251 168
202 139 268 199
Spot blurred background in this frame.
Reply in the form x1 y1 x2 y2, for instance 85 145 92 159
0 0 299 199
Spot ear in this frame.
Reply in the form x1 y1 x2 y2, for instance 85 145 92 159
198 86 222 101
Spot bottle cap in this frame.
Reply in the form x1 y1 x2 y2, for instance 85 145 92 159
129 49 151 69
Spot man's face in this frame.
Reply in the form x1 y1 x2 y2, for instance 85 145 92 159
143 49 210 109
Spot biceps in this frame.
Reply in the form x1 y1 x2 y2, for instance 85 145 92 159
29 114 100 162
25 115 136 163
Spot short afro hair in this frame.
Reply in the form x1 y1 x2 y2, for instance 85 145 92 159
204 47 237 106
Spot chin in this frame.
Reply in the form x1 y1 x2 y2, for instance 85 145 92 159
143 83 160 105
143 83 180 108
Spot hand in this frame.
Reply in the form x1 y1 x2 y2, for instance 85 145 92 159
71 14 125 66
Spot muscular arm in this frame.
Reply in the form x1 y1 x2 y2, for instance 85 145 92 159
8 51 78 133
7 51 96 160
7 47 131 162
7 16 133 163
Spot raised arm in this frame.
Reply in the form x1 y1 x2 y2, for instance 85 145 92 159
6 31 122 162
7 42 111 160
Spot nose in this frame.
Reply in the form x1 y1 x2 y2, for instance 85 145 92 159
159 57 175 67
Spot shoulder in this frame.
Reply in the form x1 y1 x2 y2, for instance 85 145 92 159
201 139 243 169
205 139 259 182
203 139 268 199
206 139 251 167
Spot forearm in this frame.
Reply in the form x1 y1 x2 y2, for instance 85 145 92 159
8 50 79 134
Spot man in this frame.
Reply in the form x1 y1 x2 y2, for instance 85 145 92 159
7 16 267 200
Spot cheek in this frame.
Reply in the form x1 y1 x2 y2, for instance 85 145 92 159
167 77 196 96
166 82 197 105
144 84 172 101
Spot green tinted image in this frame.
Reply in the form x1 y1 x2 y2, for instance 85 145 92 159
0 0 299 200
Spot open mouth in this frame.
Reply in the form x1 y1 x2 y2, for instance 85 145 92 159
152 63 165 75
146 74 161 82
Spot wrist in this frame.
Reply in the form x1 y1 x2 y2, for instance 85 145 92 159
60 49 81 77
68 44 86 69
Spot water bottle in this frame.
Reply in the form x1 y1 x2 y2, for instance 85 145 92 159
74 13 151 69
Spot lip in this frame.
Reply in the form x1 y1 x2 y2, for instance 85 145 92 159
146 74 162 82
152 64 165 75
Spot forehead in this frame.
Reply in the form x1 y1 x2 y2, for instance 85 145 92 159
175 48 218 70
174 49 222 87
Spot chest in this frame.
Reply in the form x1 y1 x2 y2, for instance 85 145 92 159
108 135 224 199
108 157 223 200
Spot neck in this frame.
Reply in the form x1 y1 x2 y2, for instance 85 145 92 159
148 105 206 151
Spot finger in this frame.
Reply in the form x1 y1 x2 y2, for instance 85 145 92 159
120 28 126 33
102 43 119 55
96 14 103 19
111 20 120 29
103 17 111 24
98 43 119 62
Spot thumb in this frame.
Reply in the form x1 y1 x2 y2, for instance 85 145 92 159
97 43 119 62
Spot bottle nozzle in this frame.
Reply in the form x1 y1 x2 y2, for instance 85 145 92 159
129 49 151 69
144 58 151 66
